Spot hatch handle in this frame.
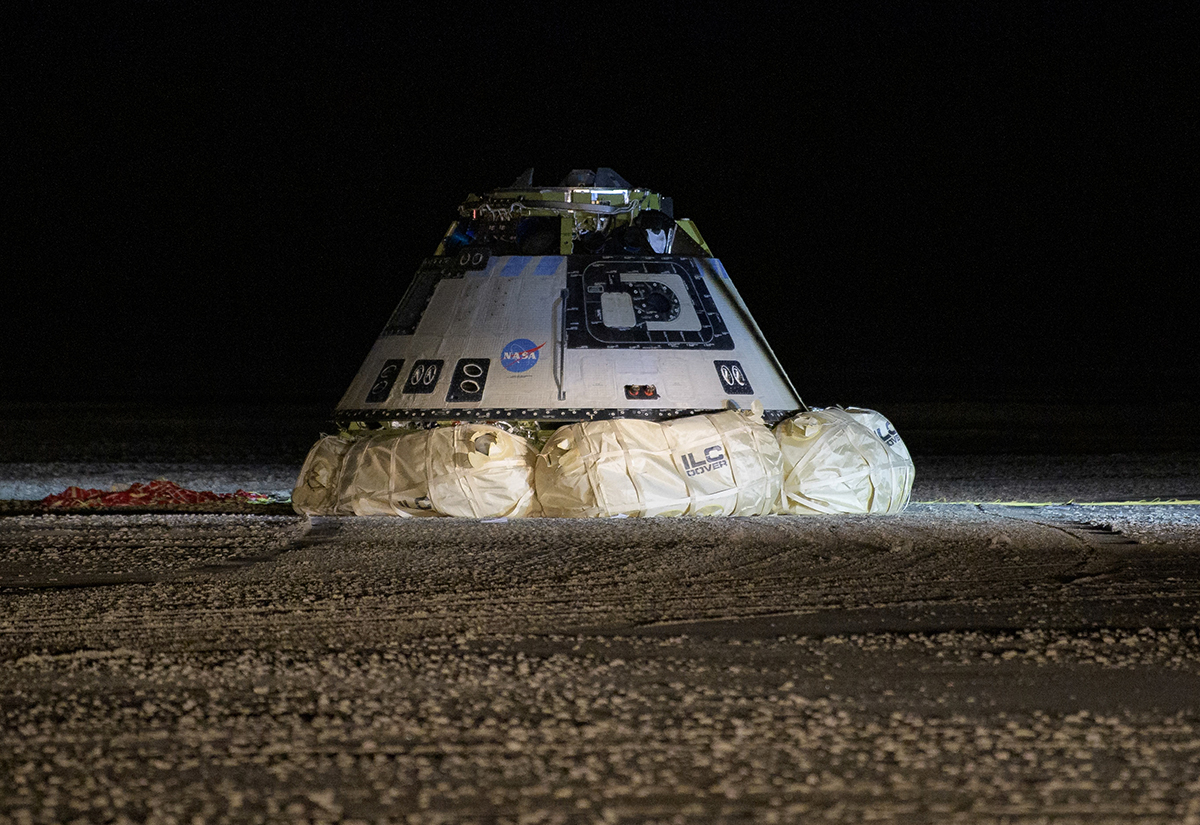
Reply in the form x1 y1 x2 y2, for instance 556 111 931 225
556 288 568 401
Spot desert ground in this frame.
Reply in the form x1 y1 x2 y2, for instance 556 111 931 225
2 402 1197 823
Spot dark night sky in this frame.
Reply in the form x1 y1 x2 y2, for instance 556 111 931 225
7 3 1196 408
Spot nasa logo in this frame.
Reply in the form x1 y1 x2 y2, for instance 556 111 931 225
680 445 729 477
500 338 545 373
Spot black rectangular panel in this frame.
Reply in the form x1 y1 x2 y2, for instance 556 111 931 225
402 360 444 394
445 358 490 403
714 360 754 394
365 359 405 403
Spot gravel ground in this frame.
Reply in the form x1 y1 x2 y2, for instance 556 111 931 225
2 504 1199 823
1 403 1198 823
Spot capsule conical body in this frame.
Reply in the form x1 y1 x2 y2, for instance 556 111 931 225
335 169 802 431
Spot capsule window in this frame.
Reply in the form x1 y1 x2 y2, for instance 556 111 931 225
403 360 443 394
366 359 405 403
446 358 490 403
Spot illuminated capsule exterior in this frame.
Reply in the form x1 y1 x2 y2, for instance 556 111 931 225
335 168 802 433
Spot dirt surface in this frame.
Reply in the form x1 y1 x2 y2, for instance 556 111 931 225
2 403 1199 822
2 502 1199 823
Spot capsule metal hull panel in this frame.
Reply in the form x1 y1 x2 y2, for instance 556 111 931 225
336 254 800 424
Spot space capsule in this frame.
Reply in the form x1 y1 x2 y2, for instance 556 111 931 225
334 168 803 434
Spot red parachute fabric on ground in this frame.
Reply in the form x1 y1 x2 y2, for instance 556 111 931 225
42 480 268 509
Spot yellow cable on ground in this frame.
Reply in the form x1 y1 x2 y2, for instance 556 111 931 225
915 499 1200 507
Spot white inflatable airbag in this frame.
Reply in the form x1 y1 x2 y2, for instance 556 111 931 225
774 407 914 515
292 434 355 516
535 409 781 518
427 424 540 518
292 425 538 518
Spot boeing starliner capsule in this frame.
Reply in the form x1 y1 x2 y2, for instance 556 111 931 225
335 168 803 433
297 170 912 518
